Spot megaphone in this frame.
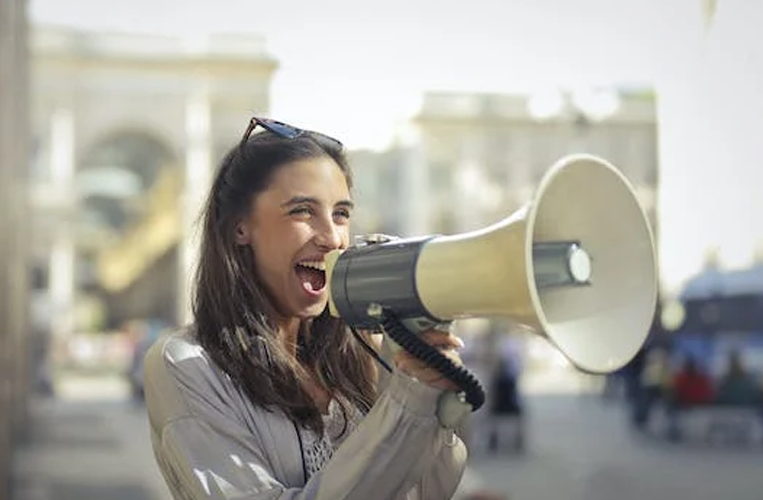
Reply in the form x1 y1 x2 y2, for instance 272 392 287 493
325 154 657 404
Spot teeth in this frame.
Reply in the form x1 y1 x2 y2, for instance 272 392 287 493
298 261 325 271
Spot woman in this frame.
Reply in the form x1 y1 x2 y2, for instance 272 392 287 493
143 117 469 500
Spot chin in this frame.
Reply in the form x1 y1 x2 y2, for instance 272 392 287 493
296 300 329 319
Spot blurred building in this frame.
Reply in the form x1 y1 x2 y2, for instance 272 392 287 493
0 0 31 495
347 147 410 235
29 25 278 333
356 89 658 240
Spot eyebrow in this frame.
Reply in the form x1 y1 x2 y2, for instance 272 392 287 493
281 196 355 210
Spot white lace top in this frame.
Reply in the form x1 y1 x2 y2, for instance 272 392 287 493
299 399 364 480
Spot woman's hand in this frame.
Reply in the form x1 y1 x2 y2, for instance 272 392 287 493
393 325 465 391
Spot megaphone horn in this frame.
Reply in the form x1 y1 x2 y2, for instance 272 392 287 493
326 154 658 377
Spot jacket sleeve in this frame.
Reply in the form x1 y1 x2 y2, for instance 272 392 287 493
416 427 469 500
145 335 467 500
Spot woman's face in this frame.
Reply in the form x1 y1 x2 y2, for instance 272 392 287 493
236 156 352 319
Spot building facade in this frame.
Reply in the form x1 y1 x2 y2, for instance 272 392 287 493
415 90 658 235
29 25 278 333
356 89 658 243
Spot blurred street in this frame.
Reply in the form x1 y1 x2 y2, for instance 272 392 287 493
11 373 168 500
12 370 763 500
464 394 763 499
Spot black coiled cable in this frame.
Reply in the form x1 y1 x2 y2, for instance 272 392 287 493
380 312 486 411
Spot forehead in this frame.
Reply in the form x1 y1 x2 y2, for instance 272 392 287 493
263 156 350 203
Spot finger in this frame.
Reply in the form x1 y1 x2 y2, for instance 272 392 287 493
394 345 463 368
394 350 464 381
394 357 462 391
419 331 465 350
393 352 427 373
393 352 436 374
394 358 436 380
397 359 460 389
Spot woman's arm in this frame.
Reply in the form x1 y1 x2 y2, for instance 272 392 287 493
414 427 468 500
360 327 470 499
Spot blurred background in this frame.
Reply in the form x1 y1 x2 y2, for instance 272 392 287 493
1 0 762 499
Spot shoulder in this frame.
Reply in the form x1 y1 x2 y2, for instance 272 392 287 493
144 326 276 439
144 326 233 421
148 324 201 356
144 324 246 396
144 325 208 381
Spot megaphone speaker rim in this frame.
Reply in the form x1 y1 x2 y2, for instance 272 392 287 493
524 153 658 374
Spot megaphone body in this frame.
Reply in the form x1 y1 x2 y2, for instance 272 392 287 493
326 154 658 379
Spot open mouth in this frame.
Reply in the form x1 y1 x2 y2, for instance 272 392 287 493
295 260 326 292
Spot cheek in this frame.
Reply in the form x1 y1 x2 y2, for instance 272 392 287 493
340 227 351 248
254 240 290 279
251 226 305 278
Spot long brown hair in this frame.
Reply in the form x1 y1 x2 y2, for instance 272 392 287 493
193 130 377 433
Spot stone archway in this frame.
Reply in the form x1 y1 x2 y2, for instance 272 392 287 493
73 130 180 329
77 130 177 235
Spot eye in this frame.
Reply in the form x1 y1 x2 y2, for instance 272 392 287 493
289 206 313 217
334 208 351 221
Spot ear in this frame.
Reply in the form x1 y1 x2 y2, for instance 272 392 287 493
235 222 250 245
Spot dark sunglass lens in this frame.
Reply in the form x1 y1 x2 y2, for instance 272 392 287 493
262 119 302 139
309 132 343 149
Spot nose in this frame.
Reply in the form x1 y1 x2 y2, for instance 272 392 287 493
314 217 344 250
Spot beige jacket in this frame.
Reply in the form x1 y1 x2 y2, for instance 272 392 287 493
143 328 467 500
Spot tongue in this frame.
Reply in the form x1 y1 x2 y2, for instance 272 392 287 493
296 266 326 291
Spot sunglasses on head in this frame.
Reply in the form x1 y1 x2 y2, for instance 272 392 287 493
239 117 343 152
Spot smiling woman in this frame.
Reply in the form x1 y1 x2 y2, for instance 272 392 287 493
142 116 470 500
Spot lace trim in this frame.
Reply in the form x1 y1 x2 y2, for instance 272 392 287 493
299 399 362 480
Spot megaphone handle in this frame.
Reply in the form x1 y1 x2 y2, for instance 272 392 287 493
379 313 486 412
381 317 443 357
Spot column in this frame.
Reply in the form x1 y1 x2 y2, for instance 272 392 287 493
455 132 484 232
511 122 535 210
0 0 13 488
178 82 212 325
48 107 77 338
398 124 430 236
0 0 30 489
10 0 30 433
